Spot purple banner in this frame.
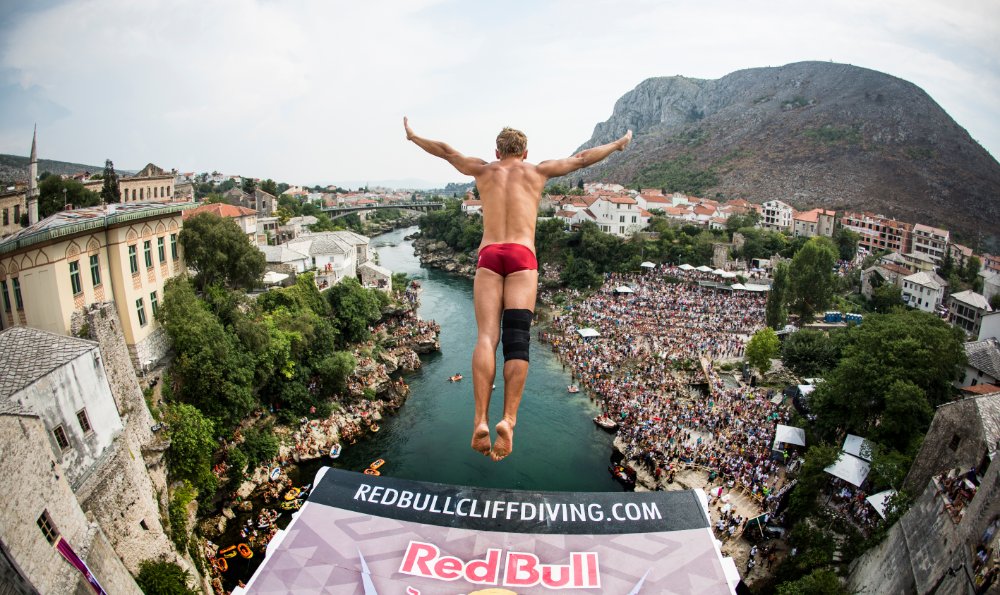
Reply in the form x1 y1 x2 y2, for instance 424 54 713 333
56 538 107 595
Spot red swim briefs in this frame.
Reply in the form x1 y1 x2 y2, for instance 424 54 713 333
477 243 538 277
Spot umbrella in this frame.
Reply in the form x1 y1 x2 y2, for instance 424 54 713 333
640 261 656 269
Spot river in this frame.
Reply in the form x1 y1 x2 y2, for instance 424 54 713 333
298 226 620 492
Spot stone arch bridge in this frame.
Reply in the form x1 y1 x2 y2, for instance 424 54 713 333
320 201 443 220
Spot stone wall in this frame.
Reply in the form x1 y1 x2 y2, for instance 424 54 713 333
904 398 989 494
130 325 172 373
77 524 142 595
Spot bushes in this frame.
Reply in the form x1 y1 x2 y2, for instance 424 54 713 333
168 481 197 550
242 425 280 468
136 560 197 595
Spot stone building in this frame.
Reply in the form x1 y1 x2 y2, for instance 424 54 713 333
82 163 176 204
841 211 913 254
760 199 794 232
912 223 950 266
849 393 1000 594
791 208 836 238
0 325 192 594
0 188 26 238
0 201 192 369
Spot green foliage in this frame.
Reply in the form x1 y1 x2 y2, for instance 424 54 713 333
776 568 849 595
789 237 838 321
418 200 483 251
833 226 859 261
242 177 256 193
963 256 982 283
903 146 935 160
100 159 121 203
766 261 790 329
136 560 198 595
227 446 248 476
315 351 356 395
38 175 99 218
870 283 904 313
746 327 780 373
781 329 840 376
786 444 840 521
259 178 279 196
735 227 789 262
179 213 266 290
635 154 719 196
241 424 280 468
391 272 410 294
804 125 861 145
560 254 602 289
164 404 217 494
168 481 197 550
782 96 811 109
327 277 386 345
810 309 966 453
725 212 761 234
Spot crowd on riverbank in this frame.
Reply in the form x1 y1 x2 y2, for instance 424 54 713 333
541 265 790 518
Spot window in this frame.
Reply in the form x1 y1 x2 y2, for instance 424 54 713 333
949 434 962 451
150 291 158 316
140 188 144 200
12 278 22 310
129 245 139 274
1 280 9 313
90 254 101 286
69 260 82 295
158 237 166 262
76 409 92 434
53 425 69 450
37 511 59 545
2 208 7 226
170 234 178 259
619 215 625 223
136 298 147 326
13 205 19 222
144 240 152 268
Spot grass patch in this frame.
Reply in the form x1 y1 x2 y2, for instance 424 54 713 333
804 125 862 145
636 155 718 196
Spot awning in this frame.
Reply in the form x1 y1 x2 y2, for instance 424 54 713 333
614 286 634 294
263 271 289 285
825 452 870 487
773 424 806 448
696 265 713 272
731 283 747 291
577 328 600 338
640 261 656 269
720 271 738 279
743 284 770 292
678 264 695 271
712 268 726 276
843 434 873 462
866 489 897 519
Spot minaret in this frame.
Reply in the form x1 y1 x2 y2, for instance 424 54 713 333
27 125 39 225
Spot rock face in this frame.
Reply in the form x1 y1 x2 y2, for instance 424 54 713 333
567 61 1000 249
412 237 477 278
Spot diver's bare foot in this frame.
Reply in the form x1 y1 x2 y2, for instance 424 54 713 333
471 423 491 456
491 419 515 461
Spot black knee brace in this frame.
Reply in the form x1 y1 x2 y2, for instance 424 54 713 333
501 309 533 362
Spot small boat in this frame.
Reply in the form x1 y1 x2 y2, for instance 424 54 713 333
280 499 302 511
363 468 381 476
213 557 228 573
567 385 580 393
609 464 636 488
369 459 385 470
370 424 380 433
593 415 618 431
237 543 253 559
218 545 238 559
329 444 342 459
284 487 301 501
449 374 463 382
269 467 281 481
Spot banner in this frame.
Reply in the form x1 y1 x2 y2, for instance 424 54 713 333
241 468 734 594
56 537 107 595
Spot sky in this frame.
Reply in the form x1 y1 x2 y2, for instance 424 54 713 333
1 0 998 189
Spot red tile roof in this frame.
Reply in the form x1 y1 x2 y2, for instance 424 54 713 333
183 202 257 220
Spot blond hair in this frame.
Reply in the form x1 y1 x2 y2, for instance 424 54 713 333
496 127 527 157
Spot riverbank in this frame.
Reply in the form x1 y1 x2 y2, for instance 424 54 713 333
410 233 477 278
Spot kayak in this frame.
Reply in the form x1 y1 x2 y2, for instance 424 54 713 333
329 444 342 459
363 468 381 476
238 543 253 559
284 488 301 501
269 467 281 481
369 458 385 470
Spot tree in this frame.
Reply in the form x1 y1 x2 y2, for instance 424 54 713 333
241 424 280 468
136 560 198 595
242 177 256 194
788 237 838 321
179 212 266 290
833 226 860 261
746 327 780 373
260 178 279 196
963 256 982 283
776 569 849 595
100 159 121 203
576 178 584 190
38 175 99 218
560 254 602 289
766 261 790 329
870 283 903 313
327 277 386 345
780 329 840 376
164 403 216 493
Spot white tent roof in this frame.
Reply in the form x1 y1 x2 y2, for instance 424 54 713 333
720 271 738 279
679 264 695 271
797 385 816 396
577 328 600 338
731 283 747 291
743 284 770 292
615 285 634 293
712 268 726 275
773 424 806 448
843 434 873 462
825 452 871 487
263 271 289 285
866 490 897 519
696 265 713 272
640 261 656 268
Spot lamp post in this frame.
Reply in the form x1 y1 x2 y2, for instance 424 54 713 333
62 187 67 209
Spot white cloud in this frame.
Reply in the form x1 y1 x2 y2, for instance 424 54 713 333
0 0 997 187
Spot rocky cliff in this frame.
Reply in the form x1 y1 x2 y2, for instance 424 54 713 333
565 61 1000 249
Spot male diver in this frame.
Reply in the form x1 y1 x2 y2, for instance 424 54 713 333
404 117 632 460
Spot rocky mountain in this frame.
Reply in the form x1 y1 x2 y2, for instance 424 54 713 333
0 154 130 187
565 61 1000 250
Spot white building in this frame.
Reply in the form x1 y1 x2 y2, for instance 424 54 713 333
911 223 950 266
461 199 482 215
948 290 993 337
901 271 947 313
761 200 794 232
956 338 1000 389
588 195 647 237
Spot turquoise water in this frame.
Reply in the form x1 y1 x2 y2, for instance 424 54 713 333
303 226 620 492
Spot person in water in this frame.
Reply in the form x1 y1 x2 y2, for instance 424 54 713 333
404 117 632 460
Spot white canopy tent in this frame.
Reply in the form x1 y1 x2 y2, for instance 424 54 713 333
866 490 897 519
772 424 806 450
696 265 713 272
679 264 695 271
825 452 871 487
263 271 289 285
614 285 635 294
743 284 770 292
577 328 601 338
712 268 726 276
843 434 874 462
640 261 656 269
731 283 747 291
720 271 738 279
